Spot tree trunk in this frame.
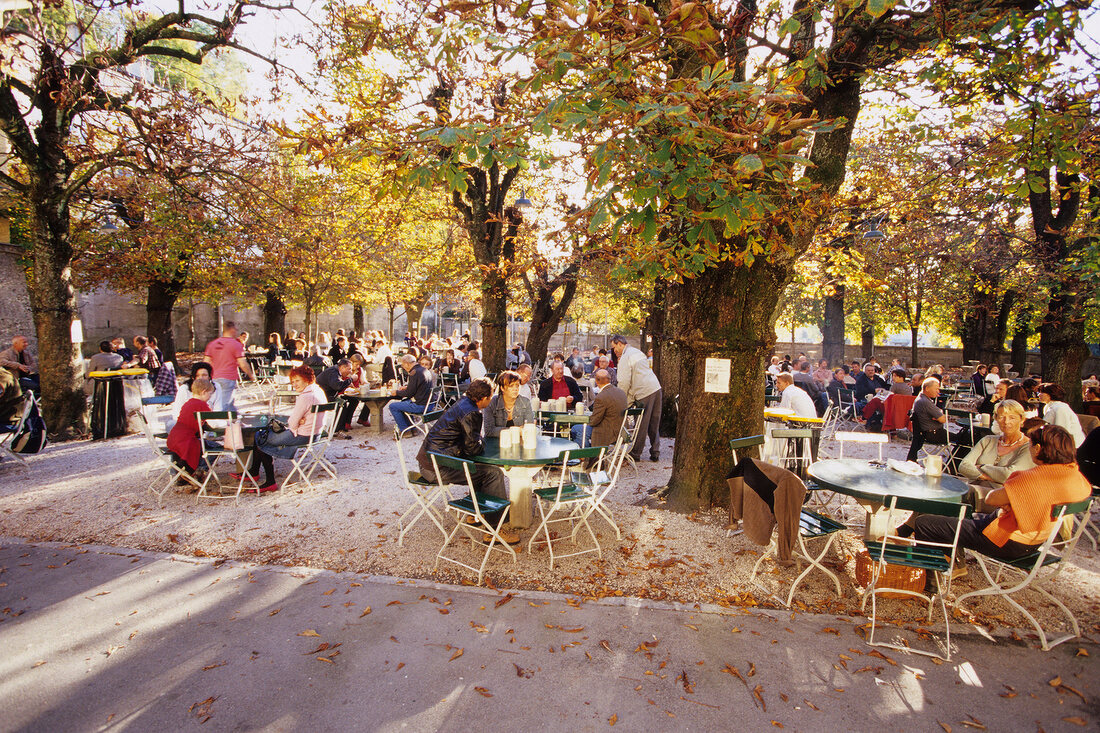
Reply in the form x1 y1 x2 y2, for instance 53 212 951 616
959 285 1013 366
525 275 578 367
353 303 365 334
860 319 874 361
665 259 790 510
1040 281 1089 411
147 279 182 365
1011 308 1030 375
821 282 845 366
404 298 428 340
28 182 86 438
480 268 508 371
303 291 314 345
910 327 919 369
263 290 287 342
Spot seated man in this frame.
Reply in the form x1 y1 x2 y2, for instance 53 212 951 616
84 340 125 395
776 373 816 418
317 358 354 436
389 353 435 435
888 370 913 395
853 362 888 412
906 378 948 462
0 335 39 393
516 364 537 401
416 378 516 544
538 359 587 444
587 369 627 448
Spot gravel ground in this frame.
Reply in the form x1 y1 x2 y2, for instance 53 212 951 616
2 394 1097 646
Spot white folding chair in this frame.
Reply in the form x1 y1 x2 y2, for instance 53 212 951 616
397 384 443 439
195 411 260 502
836 431 888 461
834 388 860 431
282 401 340 491
769 428 814 475
432 452 515 585
394 427 453 546
619 405 645 474
860 496 970 661
528 446 607 568
819 404 841 440
955 498 1094 651
750 506 847 608
138 411 201 506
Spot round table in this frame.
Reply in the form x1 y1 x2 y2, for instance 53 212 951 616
808 458 970 539
88 369 148 440
472 436 579 528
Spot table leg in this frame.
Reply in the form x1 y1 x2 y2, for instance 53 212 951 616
503 466 537 529
856 498 889 540
370 402 386 433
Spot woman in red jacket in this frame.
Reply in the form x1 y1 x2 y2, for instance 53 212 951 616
166 378 217 478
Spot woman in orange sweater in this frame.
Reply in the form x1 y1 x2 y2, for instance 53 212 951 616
915 424 1092 561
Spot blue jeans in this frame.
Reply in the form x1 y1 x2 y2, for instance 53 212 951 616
389 400 427 433
214 378 237 412
570 424 589 448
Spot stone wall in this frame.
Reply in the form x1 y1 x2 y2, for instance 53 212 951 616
0 242 33 342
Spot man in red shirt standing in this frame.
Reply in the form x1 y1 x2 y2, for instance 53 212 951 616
204 322 254 411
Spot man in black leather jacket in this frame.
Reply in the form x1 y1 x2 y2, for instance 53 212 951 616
416 378 515 542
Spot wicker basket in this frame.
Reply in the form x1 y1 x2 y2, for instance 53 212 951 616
855 548 926 599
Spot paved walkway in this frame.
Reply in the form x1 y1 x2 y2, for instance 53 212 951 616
1 539 1095 732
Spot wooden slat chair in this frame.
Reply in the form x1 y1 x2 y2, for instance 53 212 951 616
836 431 888 461
860 496 971 661
528 446 607 568
195 411 260 502
137 410 200 506
282 401 341 491
393 427 452 546
749 505 848 608
954 498 1094 651
431 452 516 585
729 435 765 465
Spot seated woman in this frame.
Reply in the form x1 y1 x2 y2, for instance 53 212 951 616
435 349 462 376
991 385 1037 435
482 370 534 438
1037 382 1086 447
165 378 219 480
236 366 328 492
266 333 283 363
347 353 372 427
916 424 1091 563
1083 386 1100 418
958 399 1036 511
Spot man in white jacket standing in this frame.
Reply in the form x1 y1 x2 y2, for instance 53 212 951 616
610 335 663 462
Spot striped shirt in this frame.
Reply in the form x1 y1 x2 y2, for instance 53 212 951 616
983 463 1091 547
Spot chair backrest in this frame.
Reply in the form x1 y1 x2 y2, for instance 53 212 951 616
771 428 812 439
882 394 916 432
197 410 236 425
836 431 888 461
1077 413 1099 434
428 451 476 472
730 435 765 465
561 446 604 461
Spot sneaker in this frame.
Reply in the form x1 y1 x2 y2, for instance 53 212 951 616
337 431 353 440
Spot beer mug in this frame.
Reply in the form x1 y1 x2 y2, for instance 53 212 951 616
924 455 943 476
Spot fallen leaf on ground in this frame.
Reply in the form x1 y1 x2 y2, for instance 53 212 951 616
360 607 372 617
298 630 320 637
1062 718 1087 727
202 661 226 671
608 714 617 726
938 722 952 733
600 640 612 653
449 648 464 661
316 656 334 664
305 643 331 655
268 609 280 616
474 687 492 697
495 593 515 608
752 684 766 711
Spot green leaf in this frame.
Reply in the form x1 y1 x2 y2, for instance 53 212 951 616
778 17 801 36
734 154 764 174
865 0 893 19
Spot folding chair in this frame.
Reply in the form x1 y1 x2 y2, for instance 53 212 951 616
397 386 444 439
835 388 860 430
619 405 645 474
836 431 888 461
529 446 607 568
769 428 813 477
394 427 452 546
282 401 340 491
1084 487 1100 553
440 372 461 407
819 404 841 440
138 411 201 506
195 411 260 503
860 496 971 661
730 435 765 465
749 505 847 608
432 452 515 585
0 392 35 467
955 498 1094 651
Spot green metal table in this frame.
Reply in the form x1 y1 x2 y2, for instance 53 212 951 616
472 436 579 528
808 458 969 539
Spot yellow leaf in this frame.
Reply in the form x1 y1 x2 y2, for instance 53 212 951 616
360 607 372 617
449 648 464 661
609 714 617 726
298 630 320 637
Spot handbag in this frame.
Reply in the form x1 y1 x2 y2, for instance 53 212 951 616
223 419 245 450
269 418 287 433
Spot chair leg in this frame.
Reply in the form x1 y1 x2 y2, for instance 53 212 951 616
786 533 842 608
